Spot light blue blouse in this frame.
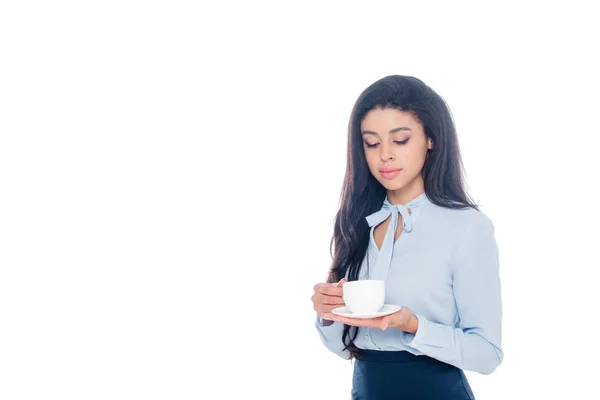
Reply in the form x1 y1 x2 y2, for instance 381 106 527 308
315 192 504 375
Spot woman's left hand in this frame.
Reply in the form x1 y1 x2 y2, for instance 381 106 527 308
323 306 418 333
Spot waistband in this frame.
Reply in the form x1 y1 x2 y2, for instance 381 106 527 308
356 349 442 364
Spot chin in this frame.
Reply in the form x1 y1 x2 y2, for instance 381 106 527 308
378 178 407 191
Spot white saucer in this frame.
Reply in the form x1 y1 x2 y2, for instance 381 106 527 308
331 304 402 319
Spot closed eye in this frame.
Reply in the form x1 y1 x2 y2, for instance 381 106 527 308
364 139 409 148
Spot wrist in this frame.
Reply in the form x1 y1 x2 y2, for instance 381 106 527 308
407 313 419 334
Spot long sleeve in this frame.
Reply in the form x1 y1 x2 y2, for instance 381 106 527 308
399 214 504 374
315 314 351 360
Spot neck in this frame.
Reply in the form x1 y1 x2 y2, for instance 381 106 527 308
386 176 425 205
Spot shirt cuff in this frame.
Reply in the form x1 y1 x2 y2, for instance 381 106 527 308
400 313 448 350
316 314 335 327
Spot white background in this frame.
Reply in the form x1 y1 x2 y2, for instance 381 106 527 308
1 1 599 399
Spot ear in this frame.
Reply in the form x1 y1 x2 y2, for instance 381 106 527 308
428 138 434 150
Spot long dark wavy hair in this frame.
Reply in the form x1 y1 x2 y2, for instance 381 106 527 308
327 75 479 360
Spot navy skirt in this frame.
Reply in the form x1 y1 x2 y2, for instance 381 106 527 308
351 349 475 399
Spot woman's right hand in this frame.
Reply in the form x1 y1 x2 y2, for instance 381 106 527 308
312 278 347 320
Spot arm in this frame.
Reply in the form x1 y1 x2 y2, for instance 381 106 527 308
313 276 351 360
315 314 351 360
399 214 504 374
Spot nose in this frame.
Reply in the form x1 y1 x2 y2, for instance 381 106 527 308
380 144 395 162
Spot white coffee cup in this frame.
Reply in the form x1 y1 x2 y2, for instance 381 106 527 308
342 279 385 314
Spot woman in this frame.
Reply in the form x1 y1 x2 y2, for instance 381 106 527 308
312 75 503 399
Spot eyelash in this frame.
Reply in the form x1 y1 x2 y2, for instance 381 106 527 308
365 139 409 148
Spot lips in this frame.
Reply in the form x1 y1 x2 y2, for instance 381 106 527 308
380 168 402 179
380 168 401 173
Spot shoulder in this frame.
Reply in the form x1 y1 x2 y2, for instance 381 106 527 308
427 203 495 236
426 205 499 270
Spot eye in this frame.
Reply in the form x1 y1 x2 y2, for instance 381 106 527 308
394 139 409 145
364 142 379 148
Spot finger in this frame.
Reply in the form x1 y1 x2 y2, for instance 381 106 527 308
314 282 342 297
335 278 347 287
322 293 346 304
315 304 344 316
380 309 404 331
380 316 390 331
319 284 344 297
313 293 345 305
322 313 355 325
321 302 346 311
323 314 376 328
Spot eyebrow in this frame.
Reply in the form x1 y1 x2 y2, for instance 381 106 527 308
361 127 412 136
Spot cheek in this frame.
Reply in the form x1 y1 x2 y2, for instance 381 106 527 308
406 149 428 170
404 142 427 160
365 151 380 173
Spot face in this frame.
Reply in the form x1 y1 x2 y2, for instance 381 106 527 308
361 108 434 194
